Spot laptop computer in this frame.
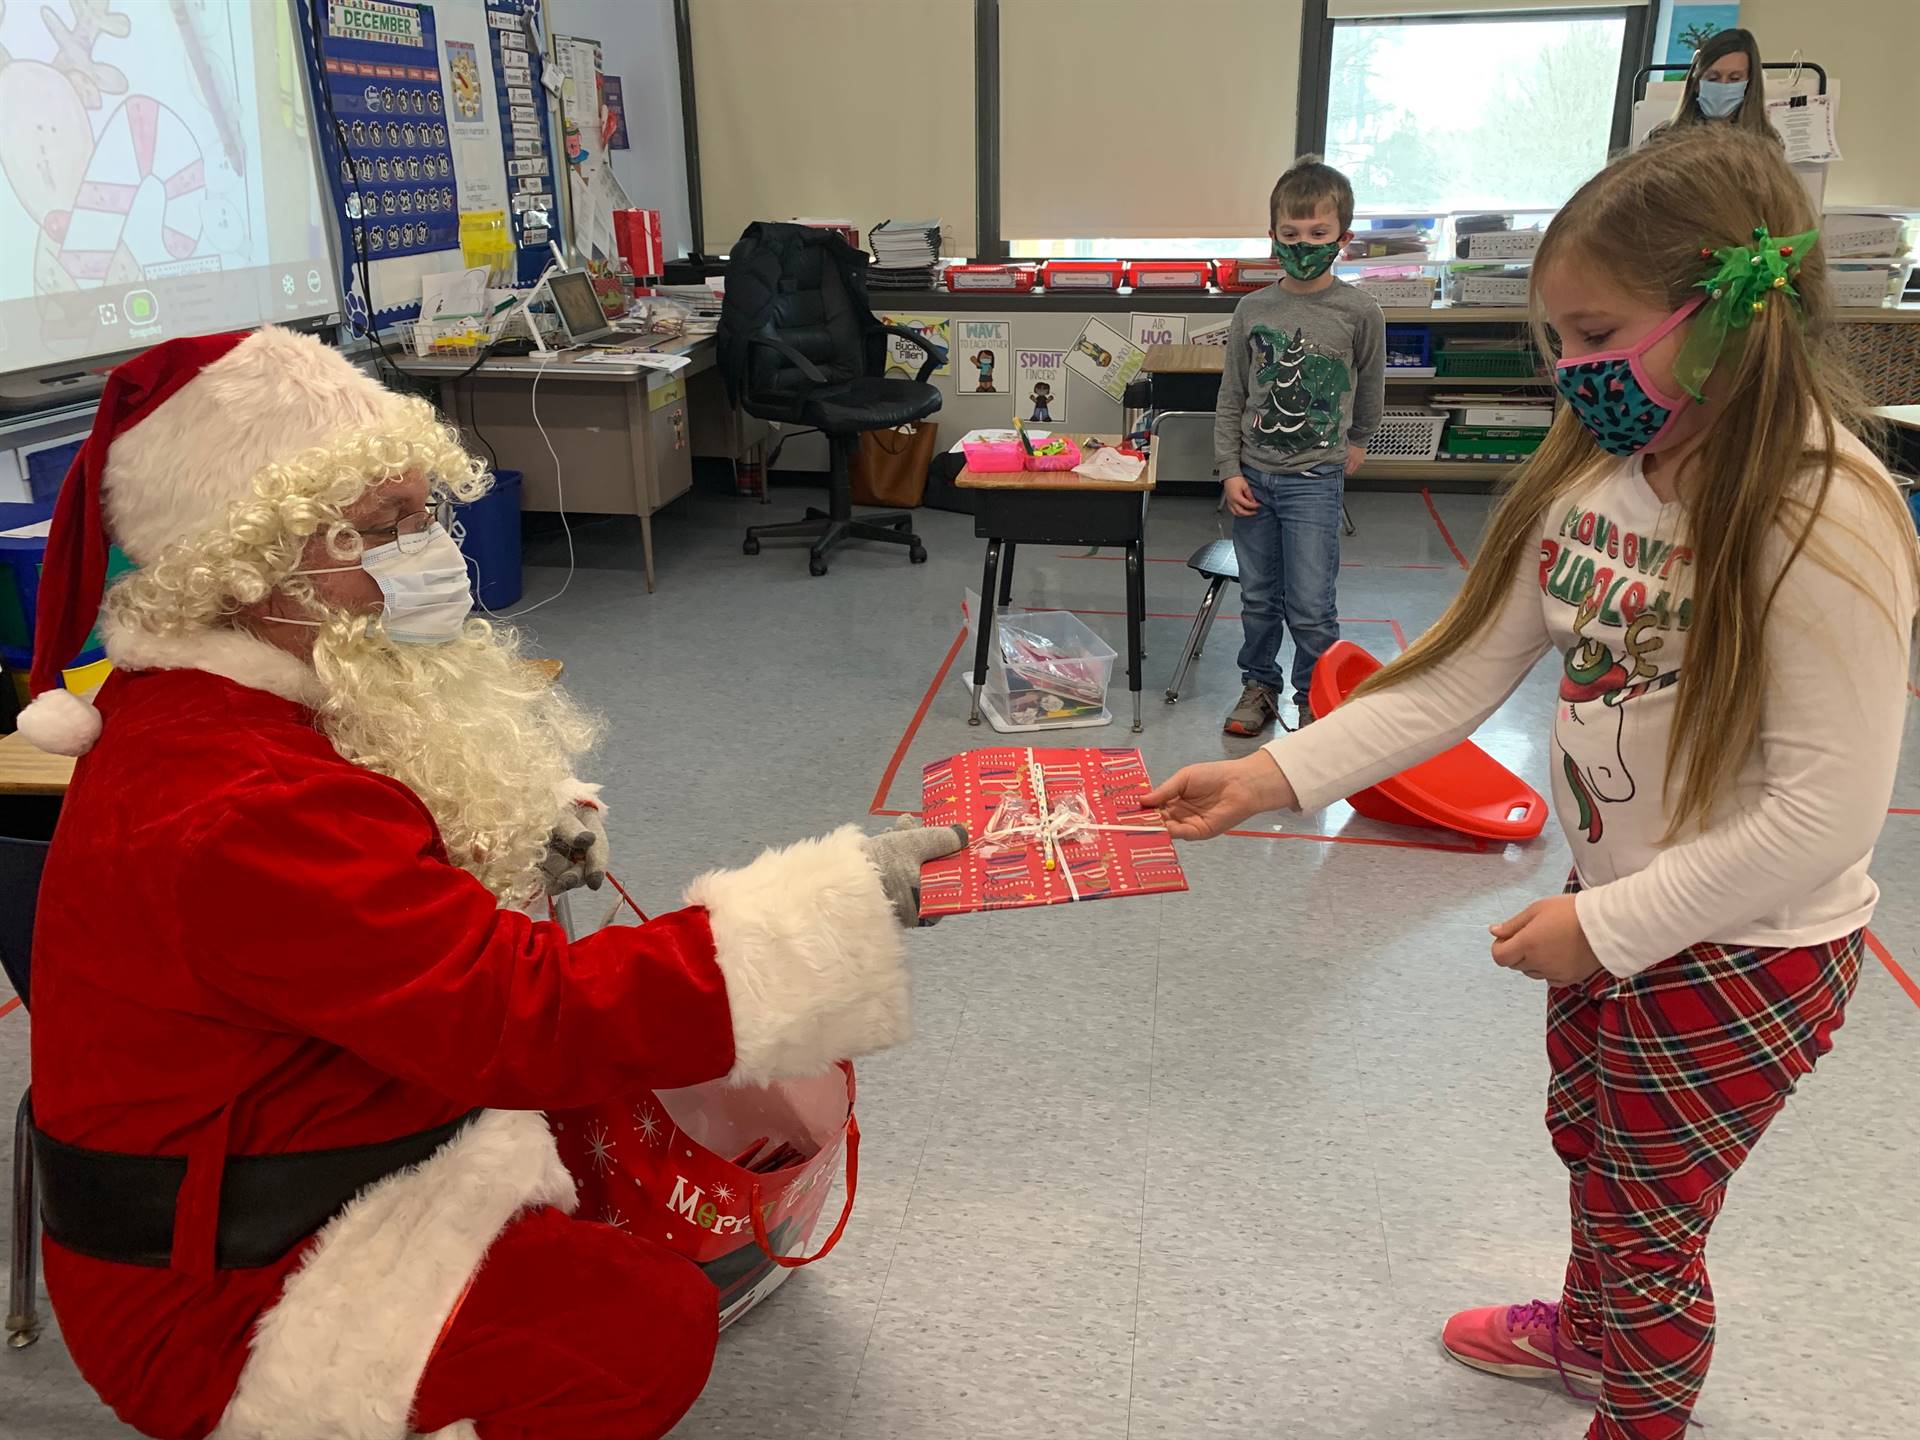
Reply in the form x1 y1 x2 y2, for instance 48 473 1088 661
547 269 618 346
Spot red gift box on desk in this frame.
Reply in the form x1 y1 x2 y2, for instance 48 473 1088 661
615 208 666 277
918 747 1187 916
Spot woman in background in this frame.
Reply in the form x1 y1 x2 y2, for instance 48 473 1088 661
1667 28 1769 132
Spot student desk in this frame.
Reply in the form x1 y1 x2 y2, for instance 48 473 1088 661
957 437 1158 733
1141 344 1225 414
393 339 715 593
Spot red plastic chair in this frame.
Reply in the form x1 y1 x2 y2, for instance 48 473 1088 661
1307 641 1548 842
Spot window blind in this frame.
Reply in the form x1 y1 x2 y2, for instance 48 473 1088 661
690 0 977 255
1328 1 1644 16
999 0 1304 241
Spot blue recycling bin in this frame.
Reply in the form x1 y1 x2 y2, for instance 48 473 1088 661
451 469 523 611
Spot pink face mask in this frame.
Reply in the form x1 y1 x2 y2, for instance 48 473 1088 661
1552 297 1703 457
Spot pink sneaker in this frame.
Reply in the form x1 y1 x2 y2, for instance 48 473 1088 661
1442 1299 1601 1397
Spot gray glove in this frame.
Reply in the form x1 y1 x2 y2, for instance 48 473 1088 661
542 799 610 896
864 819 969 928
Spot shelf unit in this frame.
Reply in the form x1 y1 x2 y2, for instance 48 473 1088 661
1386 374 1548 388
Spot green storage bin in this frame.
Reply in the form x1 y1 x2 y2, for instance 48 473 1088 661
1441 426 1547 459
1434 347 1541 379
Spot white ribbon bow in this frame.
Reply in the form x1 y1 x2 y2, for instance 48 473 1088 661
976 750 1163 902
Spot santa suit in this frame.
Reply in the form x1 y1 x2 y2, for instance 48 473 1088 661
32 633 908 1440
20 330 913 1440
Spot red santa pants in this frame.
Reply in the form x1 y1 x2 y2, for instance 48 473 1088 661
1546 928 1861 1440
410 1205 719 1440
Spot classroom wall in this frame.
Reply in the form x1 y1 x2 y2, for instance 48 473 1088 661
1741 0 1917 207
545 0 693 259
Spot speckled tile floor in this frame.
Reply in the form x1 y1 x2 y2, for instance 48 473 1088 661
4 483 1915 1439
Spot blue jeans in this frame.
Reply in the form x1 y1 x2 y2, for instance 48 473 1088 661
1232 462 1343 702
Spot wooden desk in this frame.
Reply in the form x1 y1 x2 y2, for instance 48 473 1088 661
957 437 1158 732
1143 344 1225 375
0 730 73 797
394 339 713 592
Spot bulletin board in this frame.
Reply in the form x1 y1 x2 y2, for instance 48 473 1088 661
294 0 559 328
485 0 559 279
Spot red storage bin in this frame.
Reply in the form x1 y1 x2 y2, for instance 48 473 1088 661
1216 257 1286 292
1041 260 1124 291
1126 259 1214 290
945 263 1039 293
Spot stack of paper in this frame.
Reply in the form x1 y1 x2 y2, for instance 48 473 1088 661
868 217 943 291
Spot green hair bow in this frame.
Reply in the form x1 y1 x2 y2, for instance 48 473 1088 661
1671 225 1820 402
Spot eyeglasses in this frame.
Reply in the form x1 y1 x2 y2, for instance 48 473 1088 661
355 508 438 556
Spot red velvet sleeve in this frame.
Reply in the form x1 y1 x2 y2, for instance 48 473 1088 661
180 770 738 1109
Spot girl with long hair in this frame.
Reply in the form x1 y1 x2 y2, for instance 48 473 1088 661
1146 125 1916 1439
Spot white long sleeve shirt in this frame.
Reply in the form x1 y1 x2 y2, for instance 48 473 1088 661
1266 435 1916 977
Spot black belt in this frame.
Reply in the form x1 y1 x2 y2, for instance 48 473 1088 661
30 1098 482 1269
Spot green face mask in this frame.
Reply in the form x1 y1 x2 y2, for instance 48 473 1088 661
1272 237 1343 280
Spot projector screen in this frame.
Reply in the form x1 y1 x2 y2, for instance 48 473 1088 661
0 0 339 380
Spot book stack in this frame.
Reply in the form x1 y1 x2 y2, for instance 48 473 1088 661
868 217 943 291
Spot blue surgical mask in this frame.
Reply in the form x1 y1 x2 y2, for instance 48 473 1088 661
1697 78 1747 118
267 521 475 644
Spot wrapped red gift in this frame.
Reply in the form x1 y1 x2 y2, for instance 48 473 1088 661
917 746 1187 915
614 208 666 277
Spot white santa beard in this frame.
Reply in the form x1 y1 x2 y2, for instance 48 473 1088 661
309 617 600 903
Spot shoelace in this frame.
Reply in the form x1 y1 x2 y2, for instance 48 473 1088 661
1507 1300 1599 1405
1511 1300 1706 1428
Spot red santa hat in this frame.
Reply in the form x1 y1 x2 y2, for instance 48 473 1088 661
20 327 416 756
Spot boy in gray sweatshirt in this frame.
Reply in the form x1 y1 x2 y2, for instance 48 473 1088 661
1215 156 1385 736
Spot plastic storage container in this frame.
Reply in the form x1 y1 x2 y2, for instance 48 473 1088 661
1828 259 1916 308
1434 344 1541 379
961 596 1118 733
450 468 523 610
1384 323 1434 375
945 263 1038 292
1041 260 1124 291
1367 408 1447 461
1821 211 1919 258
1449 267 1532 306
1216 257 1286 291
1126 260 1213 290
1344 267 1439 307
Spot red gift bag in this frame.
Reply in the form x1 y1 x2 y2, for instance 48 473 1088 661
552 1062 859 1330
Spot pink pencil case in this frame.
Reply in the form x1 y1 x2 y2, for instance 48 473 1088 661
961 438 1084 473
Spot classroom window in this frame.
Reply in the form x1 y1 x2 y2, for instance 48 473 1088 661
1322 9 1630 212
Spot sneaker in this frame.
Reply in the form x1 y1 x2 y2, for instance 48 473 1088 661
1224 683 1279 737
1441 1299 1601 1398
1293 700 1316 728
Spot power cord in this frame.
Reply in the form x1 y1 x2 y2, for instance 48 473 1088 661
468 356 576 624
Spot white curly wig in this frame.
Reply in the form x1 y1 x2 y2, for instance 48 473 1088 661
99 336 598 904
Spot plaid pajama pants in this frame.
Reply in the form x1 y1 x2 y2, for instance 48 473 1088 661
1546 924 1863 1439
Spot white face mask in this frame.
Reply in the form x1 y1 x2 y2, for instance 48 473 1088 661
265 521 475 644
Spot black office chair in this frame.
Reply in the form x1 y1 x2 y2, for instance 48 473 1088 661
1 836 47 1350
718 222 944 576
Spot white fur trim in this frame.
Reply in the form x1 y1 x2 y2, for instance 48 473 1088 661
101 612 325 708
211 1110 575 1440
412 1426 480 1440
685 824 909 1085
105 327 412 565
17 687 103 756
554 778 605 812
